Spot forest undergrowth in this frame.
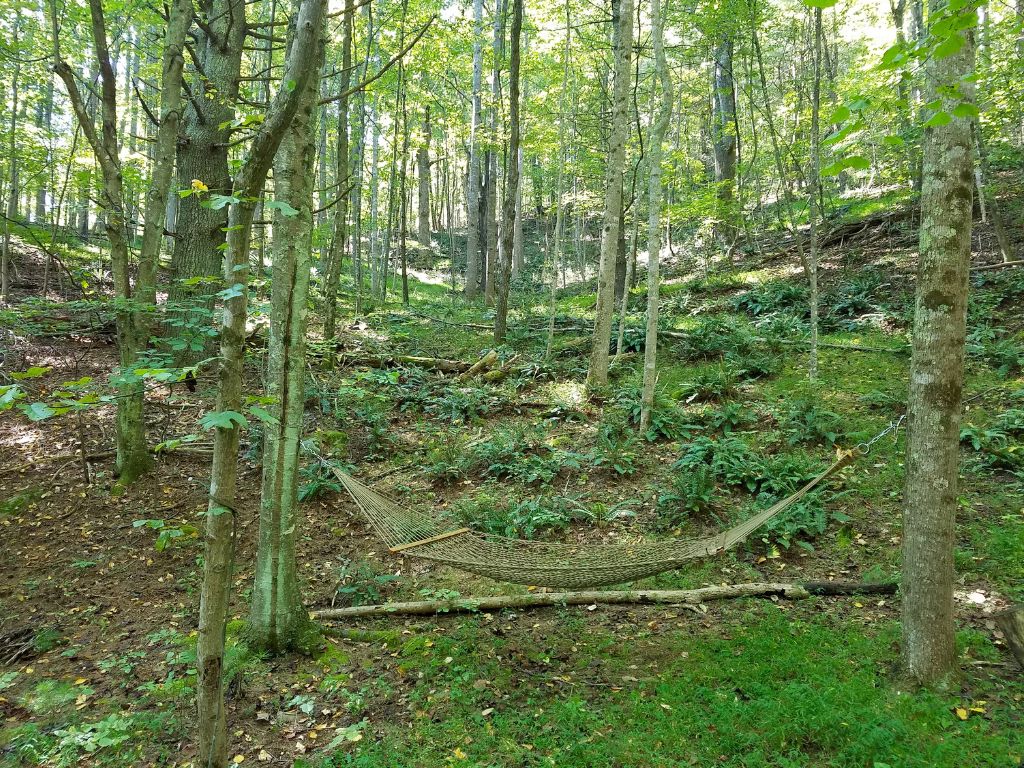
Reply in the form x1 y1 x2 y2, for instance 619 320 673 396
1 201 1023 767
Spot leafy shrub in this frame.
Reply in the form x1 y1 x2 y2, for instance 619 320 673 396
702 402 753 434
452 490 591 539
612 381 700 442
588 417 642 475
777 398 842 445
960 412 1024 474
731 280 807 317
679 365 741 403
753 454 848 550
676 436 760 491
680 316 755 361
334 560 400 606
427 426 581 486
423 385 496 424
825 271 884 320
726 347 782 381
656 465 716 530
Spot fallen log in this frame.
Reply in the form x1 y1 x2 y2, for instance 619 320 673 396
458 349 499 381
972 259 1024 272
338 353 473 373
312 581 897 620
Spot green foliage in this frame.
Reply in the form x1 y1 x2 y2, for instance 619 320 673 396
656 465 716 530
960 409 1024 474
452 488 595 540
702 402 754 434
730 280 807 317
679 364 740 403
612 380 700 442
426 426 581 486
588 416 641 476
777 398 843 446
132 519 200 551
333 561 400 607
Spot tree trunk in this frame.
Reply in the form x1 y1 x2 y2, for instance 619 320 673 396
586 0 633 389
0 15 21 304
195 1 326 762
464 0 485 299
250 26 322 655
167 0 246 364
493 0 523 344
483 0 504 307
711 34 737 240
640 0 672 433
901 0 974 688
323 0 354 347
417 104 431 247
808 7 823 382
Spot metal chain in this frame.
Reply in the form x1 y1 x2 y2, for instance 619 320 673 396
856 414 906 455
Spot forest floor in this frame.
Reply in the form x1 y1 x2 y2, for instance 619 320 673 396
1 199 1023 767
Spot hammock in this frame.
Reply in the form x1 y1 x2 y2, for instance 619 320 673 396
330 448 857 589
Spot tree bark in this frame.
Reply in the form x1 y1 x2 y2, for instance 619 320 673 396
313 582 897 619
640 0 672 433
808 7 823 382
167 0 246 364
417 104 431 247
711 34 738 239
586 0 633 389
249 21 323 656
196 0 326 762
901 0 974 688
323 0 354 348
464 0 485 299
0 14 22 304
493 0 523 344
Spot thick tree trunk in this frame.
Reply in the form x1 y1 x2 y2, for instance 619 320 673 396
195 1 326 762
711 34 737 237
901 0 974 688
167 0 246 364
640 0 672 433
493 0 523 343
483 0 504 307
250 30 322 655
417 104 431 247
464 0 485 299
586 0 633 389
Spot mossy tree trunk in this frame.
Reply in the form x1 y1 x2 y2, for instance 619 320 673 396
901 0 975 688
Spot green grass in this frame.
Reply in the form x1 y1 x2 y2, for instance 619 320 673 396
310 607 1021 768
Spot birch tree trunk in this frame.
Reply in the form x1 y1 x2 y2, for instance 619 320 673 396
901 0 975 688
586 0 633 390
195 1 326 762
640 0 672 432
464 0 485 298
493 0 523 343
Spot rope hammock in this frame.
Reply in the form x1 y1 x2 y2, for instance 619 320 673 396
330 447 860 589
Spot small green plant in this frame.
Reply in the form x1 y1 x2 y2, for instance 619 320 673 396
612 381 700 442
679 365 740 403
656 465 716 530
703 402 753 434
333 560 400 606
589 417 641 475
452 490 591 539
778 398 842 445
676 436 760 491
730 280 807 317
132 519 199 551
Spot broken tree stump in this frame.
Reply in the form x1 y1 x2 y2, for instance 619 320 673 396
996 605 1024 671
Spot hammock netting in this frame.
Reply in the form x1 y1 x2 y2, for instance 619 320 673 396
332 449 854 589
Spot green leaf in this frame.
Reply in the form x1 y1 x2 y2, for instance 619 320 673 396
951 102 979 119
0 385 24 409
882 135 906 147
924 110 952 127
802 0 839 7
829 105 851 124
933 33 965 59
248 406 279 425
846 155 870 171
199 410 249 431
11 366 50 380
21 402 56 421
265 199 301 217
